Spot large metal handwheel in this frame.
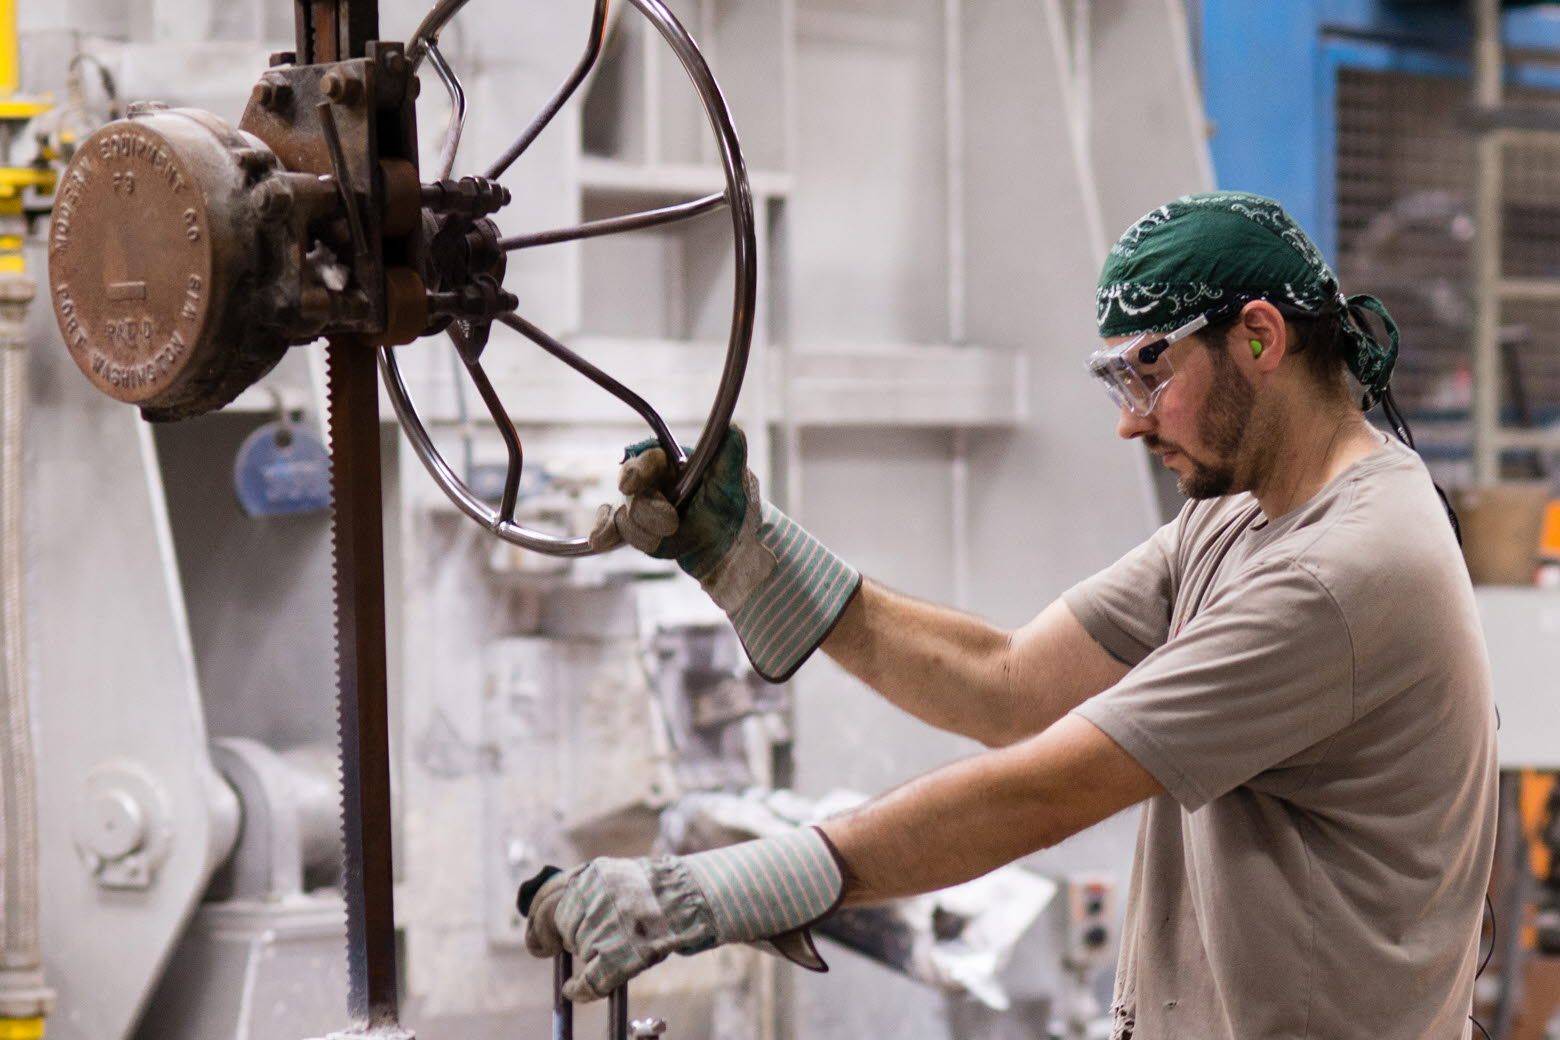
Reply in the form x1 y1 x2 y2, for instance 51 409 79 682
381 0 756 557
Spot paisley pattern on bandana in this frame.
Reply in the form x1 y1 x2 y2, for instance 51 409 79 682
1096 191 1398 396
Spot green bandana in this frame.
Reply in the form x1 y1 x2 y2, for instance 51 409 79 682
1096 191 1400 400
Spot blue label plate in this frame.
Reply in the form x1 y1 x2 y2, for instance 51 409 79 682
233 420 333 517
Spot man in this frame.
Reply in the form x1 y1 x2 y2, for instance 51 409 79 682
521 192 1498 1039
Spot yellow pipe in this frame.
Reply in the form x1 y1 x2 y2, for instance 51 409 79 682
0 1018 44 1040
0 101 49 120
0 0 15 98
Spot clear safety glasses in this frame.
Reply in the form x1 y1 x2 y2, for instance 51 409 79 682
1086 299 1245 417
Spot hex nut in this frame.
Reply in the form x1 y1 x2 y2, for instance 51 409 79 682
255 179 293 220
256 77 293 111
321 69 362 104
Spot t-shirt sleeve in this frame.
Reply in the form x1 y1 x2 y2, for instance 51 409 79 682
1072 559 1355 812
1062 513 1181 666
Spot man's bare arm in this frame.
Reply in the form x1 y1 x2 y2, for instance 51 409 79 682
821 581 1130 747
819 714 1160 904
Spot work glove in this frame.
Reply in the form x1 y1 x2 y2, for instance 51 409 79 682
590 428 861 682
518 828 844 1002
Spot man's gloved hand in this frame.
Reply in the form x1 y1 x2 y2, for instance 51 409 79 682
518 828 844 1002
590 428 861 682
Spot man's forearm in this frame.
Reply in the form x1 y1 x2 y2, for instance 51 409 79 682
819 714 1162 905
820 580 1031 747
820 581 1119 747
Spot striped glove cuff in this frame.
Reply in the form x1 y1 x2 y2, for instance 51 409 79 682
729 504 862 682
681 828 845 946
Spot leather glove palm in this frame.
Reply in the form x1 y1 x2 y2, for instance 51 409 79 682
591 429 860 682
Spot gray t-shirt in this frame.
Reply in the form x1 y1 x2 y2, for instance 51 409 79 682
1064 437 1497 1040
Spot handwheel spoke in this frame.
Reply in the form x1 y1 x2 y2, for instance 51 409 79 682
497 311 685 471
406 0 471 72
460 353 524 523
424 41 466 181
499 192 726 251
483 0 610 181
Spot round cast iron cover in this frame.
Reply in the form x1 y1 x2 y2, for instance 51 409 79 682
47 108 290 419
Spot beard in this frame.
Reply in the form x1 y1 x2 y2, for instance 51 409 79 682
1152 347 1255 500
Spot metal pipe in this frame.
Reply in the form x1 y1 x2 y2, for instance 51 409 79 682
0 273 53 1024
943 0 971 613
1471 0 1503 485
943 0 965 345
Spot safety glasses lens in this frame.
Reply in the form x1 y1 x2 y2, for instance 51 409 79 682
1087 349 1156 416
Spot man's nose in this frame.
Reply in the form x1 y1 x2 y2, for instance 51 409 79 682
1116 405 1153 440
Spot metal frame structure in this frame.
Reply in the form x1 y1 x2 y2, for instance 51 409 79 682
1198 0 1560 263
1199 0 1560 481
1467 0 1560 482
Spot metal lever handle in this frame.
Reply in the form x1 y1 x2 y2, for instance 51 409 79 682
553 953 573 1040
316 99 371 276
551 954 666 1039
609 985 629 1040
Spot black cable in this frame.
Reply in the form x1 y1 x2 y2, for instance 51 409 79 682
1469 892 1495 1040
1480 892 1496 979
1371 385 1464 547
1436 483 1465 548
1378 385 1415 450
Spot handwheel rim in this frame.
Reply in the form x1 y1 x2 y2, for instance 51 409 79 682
381 0 756 557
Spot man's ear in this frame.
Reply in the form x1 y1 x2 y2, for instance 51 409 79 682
1237 300 1287 373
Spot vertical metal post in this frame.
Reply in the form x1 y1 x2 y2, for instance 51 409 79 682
1471 0 1504 485
0 274 54 1034
608 983 630 1040
553 954 574 1040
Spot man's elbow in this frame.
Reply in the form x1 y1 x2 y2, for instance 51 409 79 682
975 719 1033 749
975 634 1031 748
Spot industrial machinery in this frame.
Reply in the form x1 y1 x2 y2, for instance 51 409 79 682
44 0 755 1035
13 1 1217 1037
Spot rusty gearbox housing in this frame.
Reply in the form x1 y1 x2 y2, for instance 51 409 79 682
43 45 459 421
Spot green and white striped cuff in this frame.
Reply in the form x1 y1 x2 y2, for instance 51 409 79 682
730 503 861 682
682 828 845 944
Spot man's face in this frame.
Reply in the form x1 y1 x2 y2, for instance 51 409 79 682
1106 329 1256 499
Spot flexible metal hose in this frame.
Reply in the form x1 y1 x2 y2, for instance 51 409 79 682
0 273 52 1021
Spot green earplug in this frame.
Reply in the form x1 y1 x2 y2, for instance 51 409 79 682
1249 339 1264 358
